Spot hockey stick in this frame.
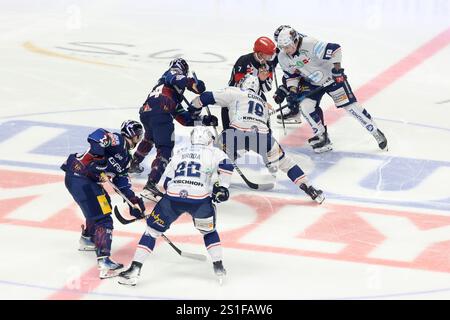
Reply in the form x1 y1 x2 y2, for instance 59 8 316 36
112 208 206 261
272 67 287 135
161 234 207 261
193 72 274 191
104 178 207 261
269 84 326 117
101 175 151 223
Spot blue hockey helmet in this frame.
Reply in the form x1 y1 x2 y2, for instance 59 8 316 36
169 58 189 75
121 120 143 141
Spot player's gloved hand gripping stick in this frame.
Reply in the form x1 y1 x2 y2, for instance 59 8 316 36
101 174 206 261
192 72 275 191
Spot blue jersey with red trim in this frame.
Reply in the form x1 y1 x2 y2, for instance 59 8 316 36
140 69 200 126
61 128 136 199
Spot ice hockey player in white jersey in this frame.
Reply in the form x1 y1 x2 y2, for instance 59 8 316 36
190 74 325 203
118 126 233 286
273 25 388 153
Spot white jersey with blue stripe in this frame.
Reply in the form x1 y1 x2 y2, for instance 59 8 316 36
158 144 233 201
278 36 342 87
212 87 270 134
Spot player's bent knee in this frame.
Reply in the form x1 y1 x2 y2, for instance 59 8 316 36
194 216 216 234
278 154 297 173
300 98 317 113
94 215 113 229
145 226 163 238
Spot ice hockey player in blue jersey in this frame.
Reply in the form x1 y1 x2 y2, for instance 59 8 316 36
127 58 218 200
61 120 146 279
273 25 388 153
190 74 325 204
118 126 234 286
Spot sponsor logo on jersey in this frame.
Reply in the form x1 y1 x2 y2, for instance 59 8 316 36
295 58 310 68
149 210 165 226
108 157 125 173
179 189 188 198
173 180 204 187
111 133 120 146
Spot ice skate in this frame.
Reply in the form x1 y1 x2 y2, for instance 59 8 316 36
276 107 302 124
128 158 144 174
308 126 333 154
141 179 163 202
78 224 96 251
300 183 325 204
118 261 142 286
97 257 124 279
213 260 227 285
373 129 388 151
266 163 278 178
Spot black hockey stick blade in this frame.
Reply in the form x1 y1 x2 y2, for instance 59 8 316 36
161 234 207 261
113 206 147 225
232 163 274 190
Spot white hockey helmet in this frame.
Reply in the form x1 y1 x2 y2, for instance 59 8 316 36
190 126 214 146
239 74 260 93
276 27 299 48
273 25 292 43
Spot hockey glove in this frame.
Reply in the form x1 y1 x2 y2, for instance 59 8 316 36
202 115 219 127
212 182 229 203
187 103 202 118
86 160 108 181
286 92 299 109
128 196 146 219
273 85 289 104
187 78 206 94
332 68 346 84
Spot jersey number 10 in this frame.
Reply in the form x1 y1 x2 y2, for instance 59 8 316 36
247 101 264 117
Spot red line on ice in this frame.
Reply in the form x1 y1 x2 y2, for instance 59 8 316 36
281 26 450 147
2 26 448 300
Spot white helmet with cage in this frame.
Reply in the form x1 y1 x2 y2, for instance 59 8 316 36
239 74 260 93
276 27 299 48
190 126 214 146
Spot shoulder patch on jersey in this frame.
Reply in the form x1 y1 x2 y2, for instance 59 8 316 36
88 129 110 145
111 133 121 146
98 134 111 148
96 132 120 148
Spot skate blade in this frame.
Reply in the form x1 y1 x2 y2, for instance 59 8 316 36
99 266 124 279
78 246 96 251
217 275 225 286
315 194 325 205
128 171 143 177
277 119 302 124
313 145 333 154
118 277 137 286
99 270 122 279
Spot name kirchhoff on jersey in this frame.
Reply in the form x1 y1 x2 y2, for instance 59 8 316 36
243 116 267 124
173 179 204 187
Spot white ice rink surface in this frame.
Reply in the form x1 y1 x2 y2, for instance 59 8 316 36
1 0 450 300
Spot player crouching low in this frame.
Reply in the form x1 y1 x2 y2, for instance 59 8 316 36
118 126 234 286
190 74 325 204
61 120 146 279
